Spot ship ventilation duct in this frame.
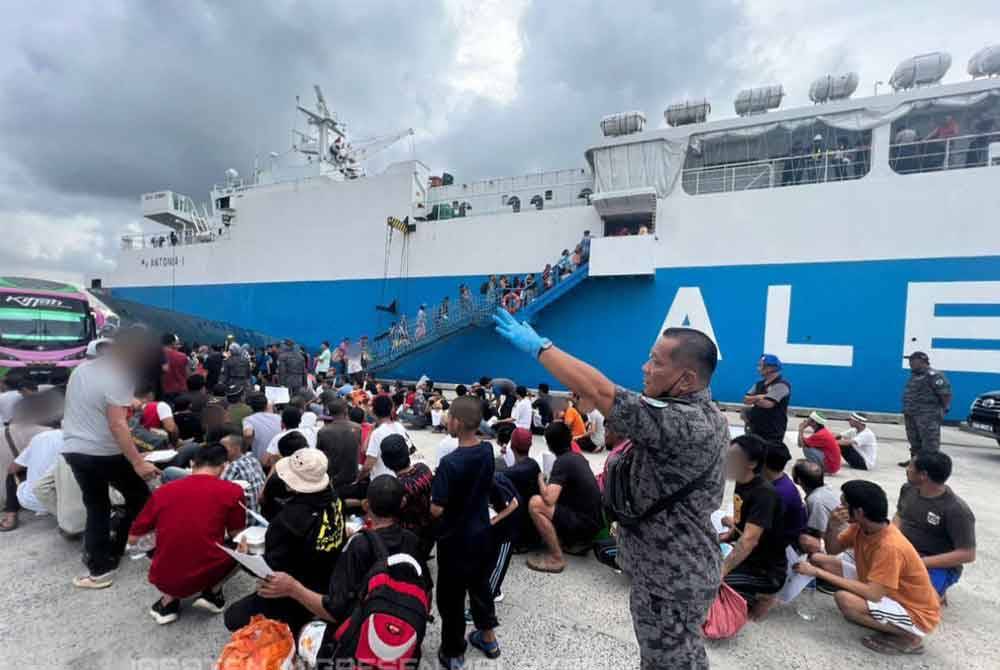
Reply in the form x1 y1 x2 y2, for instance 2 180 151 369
664 100 711 127
890 52 951 90
600 111 646 137
808 73 859 103
734 85 784 116
968 44 1000 78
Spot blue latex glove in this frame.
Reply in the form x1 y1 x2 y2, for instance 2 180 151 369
493 309 546 357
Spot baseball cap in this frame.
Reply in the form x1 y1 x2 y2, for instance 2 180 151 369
760 353 782 370
380 434 411 472
904 351 930 362
225 384 243 399
510 428 533 455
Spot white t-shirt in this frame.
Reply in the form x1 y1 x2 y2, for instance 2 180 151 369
0 390 24 424
244 412 282 462
852 427 878 469
154 402 173 421
316 348 331 374
437 436 459 464
513 397 533 430
265 427 318 456
62 357 135 456
15 429 64 513
366 421 410 479
587 408 606 449
347 355 362 375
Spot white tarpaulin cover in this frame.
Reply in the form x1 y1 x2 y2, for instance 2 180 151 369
588 137 688 199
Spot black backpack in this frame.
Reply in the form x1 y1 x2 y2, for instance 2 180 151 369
602 396 716 529
325 531 431 669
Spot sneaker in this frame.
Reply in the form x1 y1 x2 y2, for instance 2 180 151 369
72 570 116 589
493 591 504 604
193 589 226 614
149 598 180 625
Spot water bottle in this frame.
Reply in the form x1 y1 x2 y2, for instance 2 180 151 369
796 579 818 621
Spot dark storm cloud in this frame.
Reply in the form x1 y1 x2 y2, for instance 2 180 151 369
421 0 751 178
0 1 459 201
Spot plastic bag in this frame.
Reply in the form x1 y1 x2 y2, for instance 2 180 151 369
702 583 748 640
216 615 296 670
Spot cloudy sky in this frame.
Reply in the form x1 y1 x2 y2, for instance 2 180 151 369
1 0 997 284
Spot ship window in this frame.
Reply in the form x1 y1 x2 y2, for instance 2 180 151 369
889 91 1000 175
544 190 553 200
682 122 872 195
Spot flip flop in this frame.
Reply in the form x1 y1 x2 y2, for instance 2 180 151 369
526 556 565 574
468 630 501 659
862 634 925 656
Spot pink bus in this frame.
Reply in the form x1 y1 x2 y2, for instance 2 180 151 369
0 276 107 383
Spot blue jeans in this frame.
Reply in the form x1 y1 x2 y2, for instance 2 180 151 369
928 567 961 595
161 466 190 483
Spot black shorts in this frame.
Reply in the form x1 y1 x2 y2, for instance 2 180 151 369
553 504 598 546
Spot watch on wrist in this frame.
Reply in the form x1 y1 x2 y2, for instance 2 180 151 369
537 338 553 358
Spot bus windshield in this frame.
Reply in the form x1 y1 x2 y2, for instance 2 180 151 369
0 294 91 351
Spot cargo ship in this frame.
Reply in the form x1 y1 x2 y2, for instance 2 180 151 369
101 48 1000 419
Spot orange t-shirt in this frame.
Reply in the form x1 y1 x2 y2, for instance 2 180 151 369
838 523 941 633
563 406 587 440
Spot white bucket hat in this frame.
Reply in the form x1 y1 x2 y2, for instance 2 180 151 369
808 411 827 426
275 448 329 494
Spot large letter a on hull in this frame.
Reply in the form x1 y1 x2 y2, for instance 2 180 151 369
658 287 722 359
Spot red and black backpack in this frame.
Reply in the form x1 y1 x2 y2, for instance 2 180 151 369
328 531 431 669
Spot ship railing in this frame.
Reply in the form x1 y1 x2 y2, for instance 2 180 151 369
889 130 1000 175
681 148 870 195
422 168 594 220
120 227 232 250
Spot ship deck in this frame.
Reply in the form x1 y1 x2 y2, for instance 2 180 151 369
3 414 999 669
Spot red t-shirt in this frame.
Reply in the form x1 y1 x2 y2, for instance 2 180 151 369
359 422 374 465
130 474 245 598
162 347 189 395
804 427 841 474
141 402 164 430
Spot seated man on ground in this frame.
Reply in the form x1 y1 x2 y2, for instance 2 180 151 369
225 448 346 635
792 459 840 554
257 476 431 667
796 480 941 655
171 396 203 442
837 412 878 470
263 406 317 468
3 426 64 531
527 422 603 573
380 433 435 559
575 395 606 454
128 443 246 624
895 453 976 599
215 424 266 523
259 431 310 520
136 384 179 445
720 434 787 620
501 428 541 548
762 441 806 550
316 399 363 501
797 411 841 474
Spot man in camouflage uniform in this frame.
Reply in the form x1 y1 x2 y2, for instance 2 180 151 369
901 351 952 466
493 310 727 670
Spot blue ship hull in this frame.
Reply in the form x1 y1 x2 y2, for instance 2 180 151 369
112 254 1000 421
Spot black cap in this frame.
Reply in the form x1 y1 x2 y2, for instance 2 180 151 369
380 434 410 472
225 384 243 399
904 351 930 362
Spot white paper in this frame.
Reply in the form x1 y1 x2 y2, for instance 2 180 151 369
542 451 556 478
264 386 291 406
217 543 273 579
240 502 270 527
776 546 812 603
502 446 516 468
144 450 178 464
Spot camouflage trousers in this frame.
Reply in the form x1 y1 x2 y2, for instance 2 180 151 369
629 585 713 670
904 412 942 457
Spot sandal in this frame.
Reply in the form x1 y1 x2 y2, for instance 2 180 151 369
468 630 501 659
862 634 924 656
526 556 566 574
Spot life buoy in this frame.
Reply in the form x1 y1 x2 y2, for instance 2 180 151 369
502 292 522 313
